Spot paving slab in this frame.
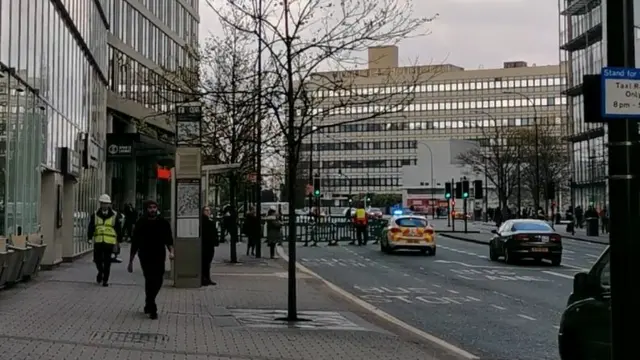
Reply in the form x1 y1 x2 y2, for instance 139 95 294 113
0 242 463 360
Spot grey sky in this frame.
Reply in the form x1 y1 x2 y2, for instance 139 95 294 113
199 0 559 70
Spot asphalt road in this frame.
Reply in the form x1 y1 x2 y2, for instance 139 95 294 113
287 231 608 360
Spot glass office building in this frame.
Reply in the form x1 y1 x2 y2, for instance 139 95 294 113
0 1 108 256
559 0 608 209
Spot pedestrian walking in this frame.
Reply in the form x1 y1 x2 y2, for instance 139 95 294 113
265 208 281 259
128 200 174 320
242 206 260 256
87 194 122 287
201 206 218 286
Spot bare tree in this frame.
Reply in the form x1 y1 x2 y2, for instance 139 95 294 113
457 125 521 212
514 122 570 213
207 0 436 318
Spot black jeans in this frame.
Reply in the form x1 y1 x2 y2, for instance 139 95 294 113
201 247 214 283
141 261 164 313
355 226 368 245
93 242 114 282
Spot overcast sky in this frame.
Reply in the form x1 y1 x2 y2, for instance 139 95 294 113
199 0 559 70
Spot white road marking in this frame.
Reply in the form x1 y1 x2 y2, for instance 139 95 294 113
467 296 481 301
563 250 575 254
432 284 442 288
447 289 459 294
491 305 506 310
542 271 575 279
563 256 575 260
585 254 599 258
553 325 560 330
562 264 589 271
517 314 536 321
456 275 475 280
277 247 480 359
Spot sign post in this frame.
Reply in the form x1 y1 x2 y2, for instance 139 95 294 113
173 103 203 288
603 1 640 357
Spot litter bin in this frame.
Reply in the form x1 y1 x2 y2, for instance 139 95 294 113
0 238 8 288
586 217 599 236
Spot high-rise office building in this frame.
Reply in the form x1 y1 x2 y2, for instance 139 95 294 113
0 0 109 264
104 0 200 212
300 46 567 207
559 0 607 209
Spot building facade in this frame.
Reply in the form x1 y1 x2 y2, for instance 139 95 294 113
104 0 199 213
299 46 567 208
559 0 608 210
0 0 109 263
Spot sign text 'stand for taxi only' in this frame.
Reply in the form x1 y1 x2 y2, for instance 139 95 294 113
601 67 640 118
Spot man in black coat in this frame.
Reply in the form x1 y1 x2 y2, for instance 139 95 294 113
128 200 174 319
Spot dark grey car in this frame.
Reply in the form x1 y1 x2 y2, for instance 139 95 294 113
488 219 563 265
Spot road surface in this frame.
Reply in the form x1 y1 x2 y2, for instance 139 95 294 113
287 232 607 360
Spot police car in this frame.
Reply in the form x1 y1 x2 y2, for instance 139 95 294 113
379 211 436 255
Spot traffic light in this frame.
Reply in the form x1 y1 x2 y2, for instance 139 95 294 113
445 182 452 199
313 176 320 197
348 196 353 204
462 180 470 198
473 180 483 199
455 182 462 199
546 182 555 200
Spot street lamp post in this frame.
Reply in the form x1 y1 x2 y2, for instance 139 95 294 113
503 91 539 211
338 169 352 204
417 141 435 219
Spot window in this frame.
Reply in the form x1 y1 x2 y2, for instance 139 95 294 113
395 217 428 228
511 222 553 231
600 259 610 289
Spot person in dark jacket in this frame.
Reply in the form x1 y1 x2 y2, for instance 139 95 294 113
123 203 137 242
87 194 122 287
128 199 174 319
265 208 281 259
201 206 218 286
242 206 261 256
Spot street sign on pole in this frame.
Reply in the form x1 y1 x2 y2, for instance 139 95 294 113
601 67 640 118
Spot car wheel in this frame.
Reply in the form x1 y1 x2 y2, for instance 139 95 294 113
550 255 562 266
559 331 583 360
504 250 516 264
489 245 499 261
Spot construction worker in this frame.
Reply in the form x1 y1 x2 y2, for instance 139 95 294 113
353 201 369 246
87 194 122 287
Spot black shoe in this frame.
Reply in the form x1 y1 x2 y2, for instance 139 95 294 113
96 273 102 284
143 306 150 314
149 312 158 319
102 282 109 287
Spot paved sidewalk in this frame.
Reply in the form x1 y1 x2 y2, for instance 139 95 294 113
0 243 458 360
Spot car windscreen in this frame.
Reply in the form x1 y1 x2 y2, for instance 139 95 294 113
368 208 381 212
395 217 428 228
511 222 552 232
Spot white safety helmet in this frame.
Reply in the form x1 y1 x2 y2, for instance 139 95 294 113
98 194 111 204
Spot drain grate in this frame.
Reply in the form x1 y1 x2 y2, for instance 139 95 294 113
91 331 168 344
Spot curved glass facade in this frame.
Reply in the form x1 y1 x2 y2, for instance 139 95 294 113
0 1 108 251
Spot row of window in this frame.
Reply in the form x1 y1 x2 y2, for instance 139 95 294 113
570 42 604 88
562 4 602 44
300 159 416 169
315 77 566 98
299 96 567 117
108 47 187 114
106 0 196 73
62 0 110 75
303 116 563 136
302 140 418 152
317 177 401 188
135 0 198 39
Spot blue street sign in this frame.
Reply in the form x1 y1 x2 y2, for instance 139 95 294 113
601 67 640 118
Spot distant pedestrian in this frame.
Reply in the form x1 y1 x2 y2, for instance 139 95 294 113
201 206 218 286
242 206 260 256
87 194 122 287
128 200 174 320
265 208 281 259
353 201 369 246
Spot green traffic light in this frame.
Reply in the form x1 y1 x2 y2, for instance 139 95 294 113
445 193 451 199
314 190 320 196
463 192 469 198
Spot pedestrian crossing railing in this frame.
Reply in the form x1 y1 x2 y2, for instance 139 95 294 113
232 215 388 246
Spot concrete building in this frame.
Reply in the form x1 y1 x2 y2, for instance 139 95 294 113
105 0 200 214
0 1 109 264
559 0 608 210
299 46 567 208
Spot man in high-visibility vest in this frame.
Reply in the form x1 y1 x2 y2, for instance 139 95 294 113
352 202 369 246
87 194 122 287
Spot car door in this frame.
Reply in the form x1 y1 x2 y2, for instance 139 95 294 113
495 221 511 253
580 255 611 359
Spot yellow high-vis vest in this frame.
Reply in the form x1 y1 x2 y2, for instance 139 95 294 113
354 208 367 225
94 215 118 244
